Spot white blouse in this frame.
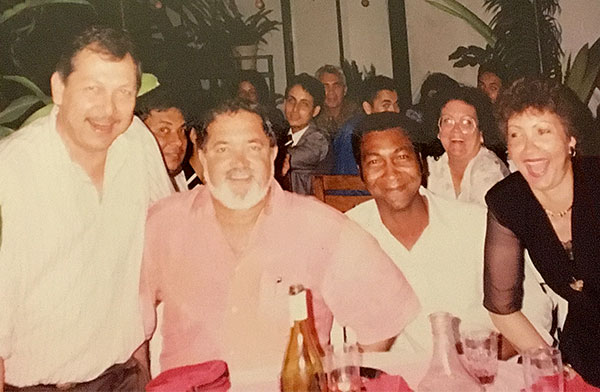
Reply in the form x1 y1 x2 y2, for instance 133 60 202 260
427 146 509 206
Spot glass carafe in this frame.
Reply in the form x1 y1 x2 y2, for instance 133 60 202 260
417 312 484 392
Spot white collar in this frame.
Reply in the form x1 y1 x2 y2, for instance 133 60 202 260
289 125 310 147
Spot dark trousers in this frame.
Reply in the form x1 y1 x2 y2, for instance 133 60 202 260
6 357 150 392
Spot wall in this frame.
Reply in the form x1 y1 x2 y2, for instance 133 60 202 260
243 0 600 100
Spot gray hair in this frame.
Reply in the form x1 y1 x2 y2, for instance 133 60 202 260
315 64 346 88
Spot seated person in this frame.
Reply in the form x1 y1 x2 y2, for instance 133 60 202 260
136 86 193 191
140 100 420 379
477 61 506 104
426 86 508 205
333 75 400 176
346 112 555 356
314 64 360 140
282 73 334 195
232 69 287 141
484 77 600 386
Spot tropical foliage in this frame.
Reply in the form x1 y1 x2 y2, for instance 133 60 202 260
426 0 563 81
426 0 600 104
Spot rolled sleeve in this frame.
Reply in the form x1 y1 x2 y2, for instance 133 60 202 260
321 220 420 345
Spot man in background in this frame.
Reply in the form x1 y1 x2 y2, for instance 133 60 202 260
314 64 360 140
0 26 172 391
281 73 333 195
333 75 400 175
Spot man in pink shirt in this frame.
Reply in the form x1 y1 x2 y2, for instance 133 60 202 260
140 100 419 378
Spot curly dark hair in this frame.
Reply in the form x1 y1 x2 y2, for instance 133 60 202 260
436 85 503 149
495 77 586 143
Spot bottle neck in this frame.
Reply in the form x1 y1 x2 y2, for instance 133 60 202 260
289 289 308 323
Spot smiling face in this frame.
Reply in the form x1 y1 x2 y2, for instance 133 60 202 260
438 100 482 163
199 110 277 210
284 84 320 132
143 108 187 175
319 72 346 110
360 128 422 213
51 46 138 160
507 109 575 193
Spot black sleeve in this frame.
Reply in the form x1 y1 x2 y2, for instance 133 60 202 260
483 208 526 314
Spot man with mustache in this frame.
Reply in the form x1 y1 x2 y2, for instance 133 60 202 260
140 100 420 381
0 26 172 391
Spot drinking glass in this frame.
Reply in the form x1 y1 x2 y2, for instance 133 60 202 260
461 328 499 386
522 347 564 392
323 344 362 392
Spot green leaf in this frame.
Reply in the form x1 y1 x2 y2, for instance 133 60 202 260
137 73 160 97
425 0 496 46
0 95 42 125
0 126 14 139
0 0 93 24
20 103 54 128
2 75 51 104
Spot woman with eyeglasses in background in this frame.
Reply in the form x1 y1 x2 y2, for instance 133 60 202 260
426 86 509 205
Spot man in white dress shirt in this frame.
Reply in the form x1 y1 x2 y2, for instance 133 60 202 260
0 26 172 391
346 112 556 357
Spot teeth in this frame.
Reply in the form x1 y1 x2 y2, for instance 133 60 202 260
525 160 547 177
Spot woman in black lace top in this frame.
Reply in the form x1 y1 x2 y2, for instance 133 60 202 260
484 78 600 386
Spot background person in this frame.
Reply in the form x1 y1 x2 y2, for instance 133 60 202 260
332 75 400 176
426 86 508 205
484 77 600 386
314 64 360 140
136 86 190 191
281 73 334 195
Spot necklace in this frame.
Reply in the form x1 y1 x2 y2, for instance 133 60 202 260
544 205 572 218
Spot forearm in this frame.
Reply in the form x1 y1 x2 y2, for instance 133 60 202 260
489 311 548 354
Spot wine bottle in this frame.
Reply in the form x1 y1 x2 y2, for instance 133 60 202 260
280 284 326 392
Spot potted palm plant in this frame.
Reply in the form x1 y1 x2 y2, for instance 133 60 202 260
200 0 280 69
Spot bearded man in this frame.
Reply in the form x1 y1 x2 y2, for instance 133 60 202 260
139 100 420 383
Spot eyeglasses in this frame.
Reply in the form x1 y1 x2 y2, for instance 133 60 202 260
438 115 478 134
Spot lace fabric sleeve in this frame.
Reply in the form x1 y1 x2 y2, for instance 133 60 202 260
483 209 526 314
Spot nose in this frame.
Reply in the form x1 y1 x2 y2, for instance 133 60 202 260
231 148 250 168
166 130 185 149
99 91 117 118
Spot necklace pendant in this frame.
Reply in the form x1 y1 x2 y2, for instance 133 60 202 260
570 278 584 292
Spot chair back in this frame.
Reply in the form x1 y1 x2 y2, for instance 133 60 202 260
312 175 372 212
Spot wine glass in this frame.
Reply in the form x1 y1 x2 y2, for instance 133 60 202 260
522 347 564 392
461 328 499 387
323 344 362 392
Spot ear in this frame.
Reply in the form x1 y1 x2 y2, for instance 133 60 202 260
312 105 321 118
50 72 65 105
569 136 577 150
190 128 198 146
362 101 373 115
270 143 279 160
